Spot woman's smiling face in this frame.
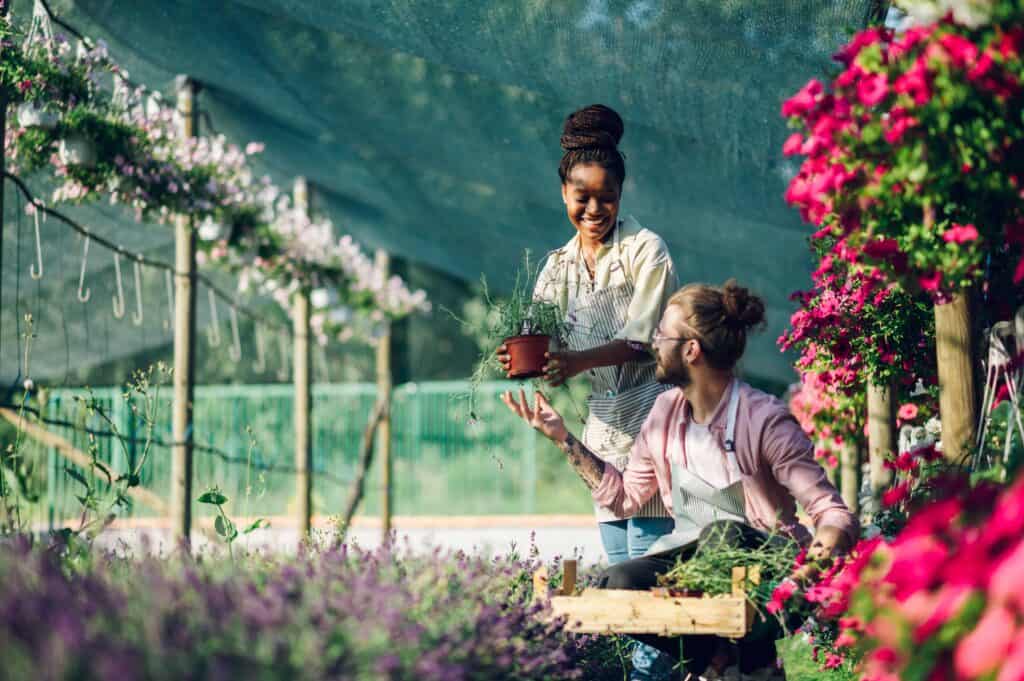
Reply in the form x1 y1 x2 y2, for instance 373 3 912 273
561 163 621 244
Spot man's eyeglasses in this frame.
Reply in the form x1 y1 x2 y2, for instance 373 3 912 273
651 331 696 345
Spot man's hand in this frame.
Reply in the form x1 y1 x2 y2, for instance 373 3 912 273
501 388 568 443
542 351 584 387
789 526 851 584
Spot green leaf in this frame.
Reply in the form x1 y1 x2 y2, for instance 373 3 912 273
214 514 237 540
64 465 89 488
198 489 228 505
243 518 268 534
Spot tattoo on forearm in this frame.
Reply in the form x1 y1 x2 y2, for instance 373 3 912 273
557 433 606 490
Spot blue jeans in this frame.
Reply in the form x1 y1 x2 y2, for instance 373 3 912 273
599 518 676 681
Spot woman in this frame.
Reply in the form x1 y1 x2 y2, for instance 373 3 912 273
502 280 856 677
499 104 678 564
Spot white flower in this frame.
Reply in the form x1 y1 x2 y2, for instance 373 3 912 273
310 287 338 309
925 417 942 436
895 0 993 28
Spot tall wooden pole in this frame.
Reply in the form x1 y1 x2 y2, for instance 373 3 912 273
375 249 393 541
840 440 861 516
867 381 896 500
934 292 977 462
293 177 312 539
170 77 198 547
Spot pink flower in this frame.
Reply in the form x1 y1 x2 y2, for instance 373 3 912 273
954 605 1016 679
857 73 889 107
918 270 943 292
913 585 974 644
942 223 979 244
782 79 824 118
822 653 844 670
897 403 919 420
766 579 798 615
989 540 1024 611
894 57 932 106
939 33 978 68
783 133 804 156
884 107 919 143
882 481 911 508
863 238 901 259
997 630 1024 681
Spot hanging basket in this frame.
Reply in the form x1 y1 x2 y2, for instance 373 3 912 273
57 134 98 167
16 102 58 130
503 334 550 379
197 219 228 242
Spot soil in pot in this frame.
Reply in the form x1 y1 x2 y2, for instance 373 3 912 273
503 334 550 379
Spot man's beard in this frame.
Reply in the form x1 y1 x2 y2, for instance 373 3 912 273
656 357 692 388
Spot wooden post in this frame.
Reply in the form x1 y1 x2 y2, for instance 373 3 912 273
375 249 393 541
840 439 861 516
934 292 977 462
561 559 578 596
820 439 837 486
867 380 896 499
293 177 312 539
170 77 197 548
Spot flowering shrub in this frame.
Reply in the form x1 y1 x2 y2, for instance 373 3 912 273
768 439 1024 681
781 0 1024 300
788 371 865 469
780 246 936 396
0 536 622 681
0 14 429 343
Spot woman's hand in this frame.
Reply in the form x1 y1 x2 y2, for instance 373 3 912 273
501 388 568 443
495 344 513 377
543 351 584 387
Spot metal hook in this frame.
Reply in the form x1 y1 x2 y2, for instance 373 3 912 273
228 307 242 362
131 258 145 326
163 269 174 331
253 323 267 373
112 251 126 319
76 234 91 302
206 289 221 347
29 207 44 280
276 330 289 381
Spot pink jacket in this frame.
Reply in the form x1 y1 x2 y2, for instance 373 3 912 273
591 381 858 545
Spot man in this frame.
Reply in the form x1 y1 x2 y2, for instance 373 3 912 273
503 280 856 678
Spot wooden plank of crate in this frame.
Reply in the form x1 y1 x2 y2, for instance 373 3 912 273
549 590 749 638
561 559 577 596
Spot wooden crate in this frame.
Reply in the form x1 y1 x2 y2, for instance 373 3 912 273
533 561 758 639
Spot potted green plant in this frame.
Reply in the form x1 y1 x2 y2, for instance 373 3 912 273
453 251 569 417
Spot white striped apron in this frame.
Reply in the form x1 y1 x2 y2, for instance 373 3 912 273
645 380 748 554
564 223 670 521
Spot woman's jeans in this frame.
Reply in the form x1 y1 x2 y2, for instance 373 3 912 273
599 517 676 680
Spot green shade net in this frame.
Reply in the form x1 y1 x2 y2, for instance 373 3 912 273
4 0 876 386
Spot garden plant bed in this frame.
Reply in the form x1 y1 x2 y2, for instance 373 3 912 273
534 560 759 638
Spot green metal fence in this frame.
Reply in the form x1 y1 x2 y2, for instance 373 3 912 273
17 381 592 530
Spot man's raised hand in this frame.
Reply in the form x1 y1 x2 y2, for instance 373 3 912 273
500 388 569 443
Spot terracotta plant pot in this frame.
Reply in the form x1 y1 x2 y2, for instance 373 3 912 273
503 334 550 379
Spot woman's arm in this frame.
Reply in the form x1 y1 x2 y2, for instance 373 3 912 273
543 340 649 386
